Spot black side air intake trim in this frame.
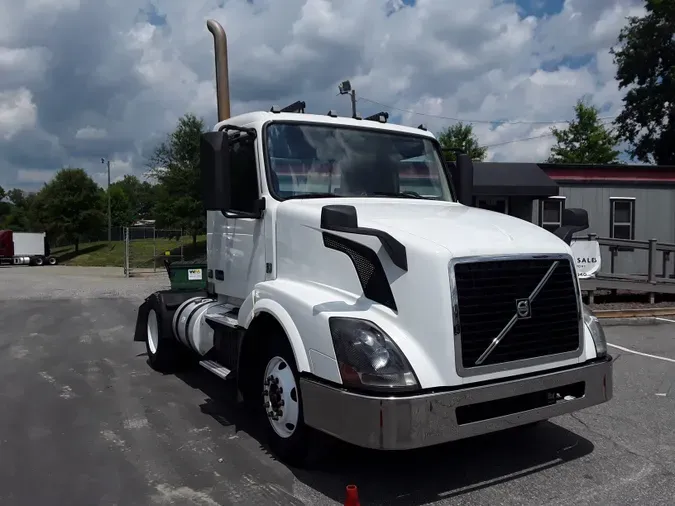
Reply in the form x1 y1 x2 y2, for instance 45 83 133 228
322 232 397 312
320 205 408 271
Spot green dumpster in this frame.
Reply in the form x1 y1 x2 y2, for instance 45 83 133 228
165 259 207 291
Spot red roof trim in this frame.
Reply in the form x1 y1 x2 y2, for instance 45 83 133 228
543 167 675 183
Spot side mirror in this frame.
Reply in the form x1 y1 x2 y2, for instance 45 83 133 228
554 207 589 245
200 131 231 211
453 153 474 206
561 208 589 229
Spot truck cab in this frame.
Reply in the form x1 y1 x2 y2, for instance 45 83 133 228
133 19 612 467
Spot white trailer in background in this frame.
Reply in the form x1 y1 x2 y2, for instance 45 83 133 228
0 230 57 266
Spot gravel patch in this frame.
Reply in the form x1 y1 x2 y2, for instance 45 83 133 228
0 265 169 301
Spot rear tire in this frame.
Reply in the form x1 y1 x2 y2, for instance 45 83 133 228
145 295 188 373
259 333 312 467
47 256 57 265
33 256 44 266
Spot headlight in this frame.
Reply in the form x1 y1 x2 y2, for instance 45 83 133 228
582 303 607 357
328 317 420 392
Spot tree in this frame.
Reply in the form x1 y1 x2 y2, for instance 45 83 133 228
0 185 11 226
6 189 40 232
7 188 29 208
611 0 675 164
107 185 134 227
33 168 105 252
437 122 487 161
546 99 621 164
111 174 157 222
0 189 31 231
147 113 205 246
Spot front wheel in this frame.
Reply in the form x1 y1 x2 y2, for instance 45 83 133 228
260 337 312 467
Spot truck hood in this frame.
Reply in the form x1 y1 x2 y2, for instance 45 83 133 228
273 197 582 389
280 197 569 257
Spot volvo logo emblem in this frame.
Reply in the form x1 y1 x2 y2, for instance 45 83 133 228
516 298 531 319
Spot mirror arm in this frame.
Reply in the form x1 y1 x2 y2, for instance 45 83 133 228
217 124 257 138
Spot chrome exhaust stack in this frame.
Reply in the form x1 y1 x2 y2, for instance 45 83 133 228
206 19 231 121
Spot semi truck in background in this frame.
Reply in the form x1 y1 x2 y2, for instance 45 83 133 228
0 230 57 266
133 18 613 467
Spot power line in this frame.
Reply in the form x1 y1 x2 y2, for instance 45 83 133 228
480 117 616 148
357 96 619 125
481 132 556 148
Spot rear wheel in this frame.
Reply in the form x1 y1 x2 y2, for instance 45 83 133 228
33 256 44 266
145 296 187 373
47 256 57 265
260 334 312 467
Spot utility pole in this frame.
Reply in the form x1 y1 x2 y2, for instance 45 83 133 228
338 80 357 118
101 158 112 242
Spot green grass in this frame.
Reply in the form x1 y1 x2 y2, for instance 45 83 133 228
52 235 207 267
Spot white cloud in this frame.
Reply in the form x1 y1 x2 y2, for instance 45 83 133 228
75 126 107 140
0 88 37 140
17 169 54 183
0 0 646 188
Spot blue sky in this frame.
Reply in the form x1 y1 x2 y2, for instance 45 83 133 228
0 0 645 191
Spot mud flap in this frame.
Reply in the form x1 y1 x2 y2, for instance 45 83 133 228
134 298 151 342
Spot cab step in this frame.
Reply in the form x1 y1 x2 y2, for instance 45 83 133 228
199 359 232 380
205 312 239 329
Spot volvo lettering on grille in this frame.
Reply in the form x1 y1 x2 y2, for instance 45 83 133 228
474 261 560 366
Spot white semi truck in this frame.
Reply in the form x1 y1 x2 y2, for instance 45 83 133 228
134 19 613 467
0 230 57 266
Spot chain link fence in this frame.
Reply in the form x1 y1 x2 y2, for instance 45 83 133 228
123 226 185 278
50 226 128 248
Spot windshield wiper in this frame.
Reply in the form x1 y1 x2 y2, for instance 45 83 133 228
284 192 341 200
371 191 426 199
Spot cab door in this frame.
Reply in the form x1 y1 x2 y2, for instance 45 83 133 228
210 132 266 302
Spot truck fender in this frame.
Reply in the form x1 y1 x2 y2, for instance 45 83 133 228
242 298 311 373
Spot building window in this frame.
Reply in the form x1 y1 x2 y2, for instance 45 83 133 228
610 197 635 240
539 197 565 233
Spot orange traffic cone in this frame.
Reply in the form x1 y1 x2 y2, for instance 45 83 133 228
344 484 360 506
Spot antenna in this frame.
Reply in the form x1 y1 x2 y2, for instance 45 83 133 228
270 101 306 113
364 111 389 123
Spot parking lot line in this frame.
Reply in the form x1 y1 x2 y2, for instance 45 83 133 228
655 317 675 324
607 343 675 364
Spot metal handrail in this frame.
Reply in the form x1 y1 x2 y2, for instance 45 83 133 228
572 233 675 283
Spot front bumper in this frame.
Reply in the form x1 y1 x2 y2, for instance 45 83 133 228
301 356 613 450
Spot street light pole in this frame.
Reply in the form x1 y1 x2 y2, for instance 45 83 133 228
338 80 357 118
101 158 112 242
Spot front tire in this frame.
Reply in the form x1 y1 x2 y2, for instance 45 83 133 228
260 335 312 467
145 296 187 373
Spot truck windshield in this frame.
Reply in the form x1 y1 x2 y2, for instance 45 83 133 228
264 122 455 201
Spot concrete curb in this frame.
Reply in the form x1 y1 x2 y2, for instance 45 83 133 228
594 307 675 326
597 317 669 327
594 307 675 318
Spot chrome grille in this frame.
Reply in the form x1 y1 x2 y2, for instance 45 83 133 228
452 256 581 371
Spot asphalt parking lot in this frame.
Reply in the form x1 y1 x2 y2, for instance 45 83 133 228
0 265 673 506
